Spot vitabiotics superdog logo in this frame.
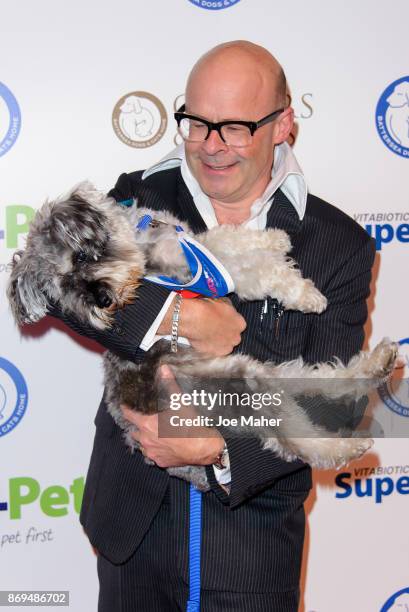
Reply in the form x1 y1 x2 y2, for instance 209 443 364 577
0 357 28 437
0 82 21 157
187 0 241 9
376 77 409 158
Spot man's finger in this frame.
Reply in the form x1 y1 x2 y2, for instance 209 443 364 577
121 406 144 428
159 364 181 396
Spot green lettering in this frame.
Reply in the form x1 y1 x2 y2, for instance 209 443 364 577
9 477 40 519
6 205 35 248
69 477 85 514
40 486 69 517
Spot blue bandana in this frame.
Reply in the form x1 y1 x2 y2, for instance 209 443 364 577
136 215 235 298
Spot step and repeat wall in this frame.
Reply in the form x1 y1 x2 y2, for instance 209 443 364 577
1 1 408 610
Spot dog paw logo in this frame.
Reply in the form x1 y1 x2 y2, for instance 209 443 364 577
0 82 21 157
378 338 409 418
0 357 28 437
112 91 167 149
376 77 409 158
187 0 241 9
381 587 409 611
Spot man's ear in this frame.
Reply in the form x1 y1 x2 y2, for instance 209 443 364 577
272 107 294 145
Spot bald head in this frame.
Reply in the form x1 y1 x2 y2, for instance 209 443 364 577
182 41 293 209
186 41 287 114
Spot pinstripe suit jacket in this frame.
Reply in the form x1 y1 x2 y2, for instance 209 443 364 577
50 167 375 589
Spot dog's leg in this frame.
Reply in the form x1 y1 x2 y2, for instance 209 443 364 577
197 227 327 312
167 466 210 491
164 348 397 468
133 208 193 281
167 339 398 401
259 389 373 468
146 237 192 281
167 354 374 468
264 433 374 469
273 339 399 400
231 253 327 312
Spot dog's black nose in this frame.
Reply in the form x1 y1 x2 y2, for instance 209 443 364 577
87 281 113 308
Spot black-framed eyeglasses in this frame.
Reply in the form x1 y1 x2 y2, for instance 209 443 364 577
174 104 285 147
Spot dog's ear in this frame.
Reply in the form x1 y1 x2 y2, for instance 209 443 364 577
69 181 107 207
7 251 49 326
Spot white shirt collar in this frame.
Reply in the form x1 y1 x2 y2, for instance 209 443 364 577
142 141 307 229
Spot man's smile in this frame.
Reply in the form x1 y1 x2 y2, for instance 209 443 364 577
200 160 239 173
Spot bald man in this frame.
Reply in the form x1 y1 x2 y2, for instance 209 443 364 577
54 41 374 611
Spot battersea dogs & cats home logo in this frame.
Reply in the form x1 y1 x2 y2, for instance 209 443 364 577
376 77 409 158
187 0 241 9
0 82 21 157
0 357 28 437
381 587 409 611
112 91 167 149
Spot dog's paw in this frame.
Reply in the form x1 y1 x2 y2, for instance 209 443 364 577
263 228 292 253
295 436 373 469
366 339 399 379
343 437 373 461
319 437 373 469
289 279 327 314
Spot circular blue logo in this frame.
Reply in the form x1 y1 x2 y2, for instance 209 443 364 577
378 338 409 417
376 77 409 158
0 82 22 158
0 357 28 437
187 0 241 9
381 586 409 611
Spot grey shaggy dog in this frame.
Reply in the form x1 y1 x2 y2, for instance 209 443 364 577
8 182 398 491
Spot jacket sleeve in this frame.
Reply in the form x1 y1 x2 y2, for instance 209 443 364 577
47 280 171 362
47 172 172 361
206 236 376 508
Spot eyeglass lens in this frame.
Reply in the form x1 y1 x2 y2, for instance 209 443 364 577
179 118 252 146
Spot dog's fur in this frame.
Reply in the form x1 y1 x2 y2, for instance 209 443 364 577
7 182 398 491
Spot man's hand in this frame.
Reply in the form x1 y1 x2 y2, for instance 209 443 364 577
158 297 246 357
121 365 225 468
122 407 224 467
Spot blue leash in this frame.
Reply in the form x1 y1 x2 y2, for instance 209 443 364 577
132 212 218 612
187 485 202 612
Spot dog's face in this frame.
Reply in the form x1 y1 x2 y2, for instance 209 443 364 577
120 95 143 114
8 183 145 329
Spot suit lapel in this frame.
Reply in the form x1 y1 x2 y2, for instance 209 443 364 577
175 170 208 233
266 188 302 241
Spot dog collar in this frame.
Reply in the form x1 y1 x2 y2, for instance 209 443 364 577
136 214 235 298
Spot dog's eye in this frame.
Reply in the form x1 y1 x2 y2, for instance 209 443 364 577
74 250 88 264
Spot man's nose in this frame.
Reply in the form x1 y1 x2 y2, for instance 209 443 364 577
201 128 229 155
